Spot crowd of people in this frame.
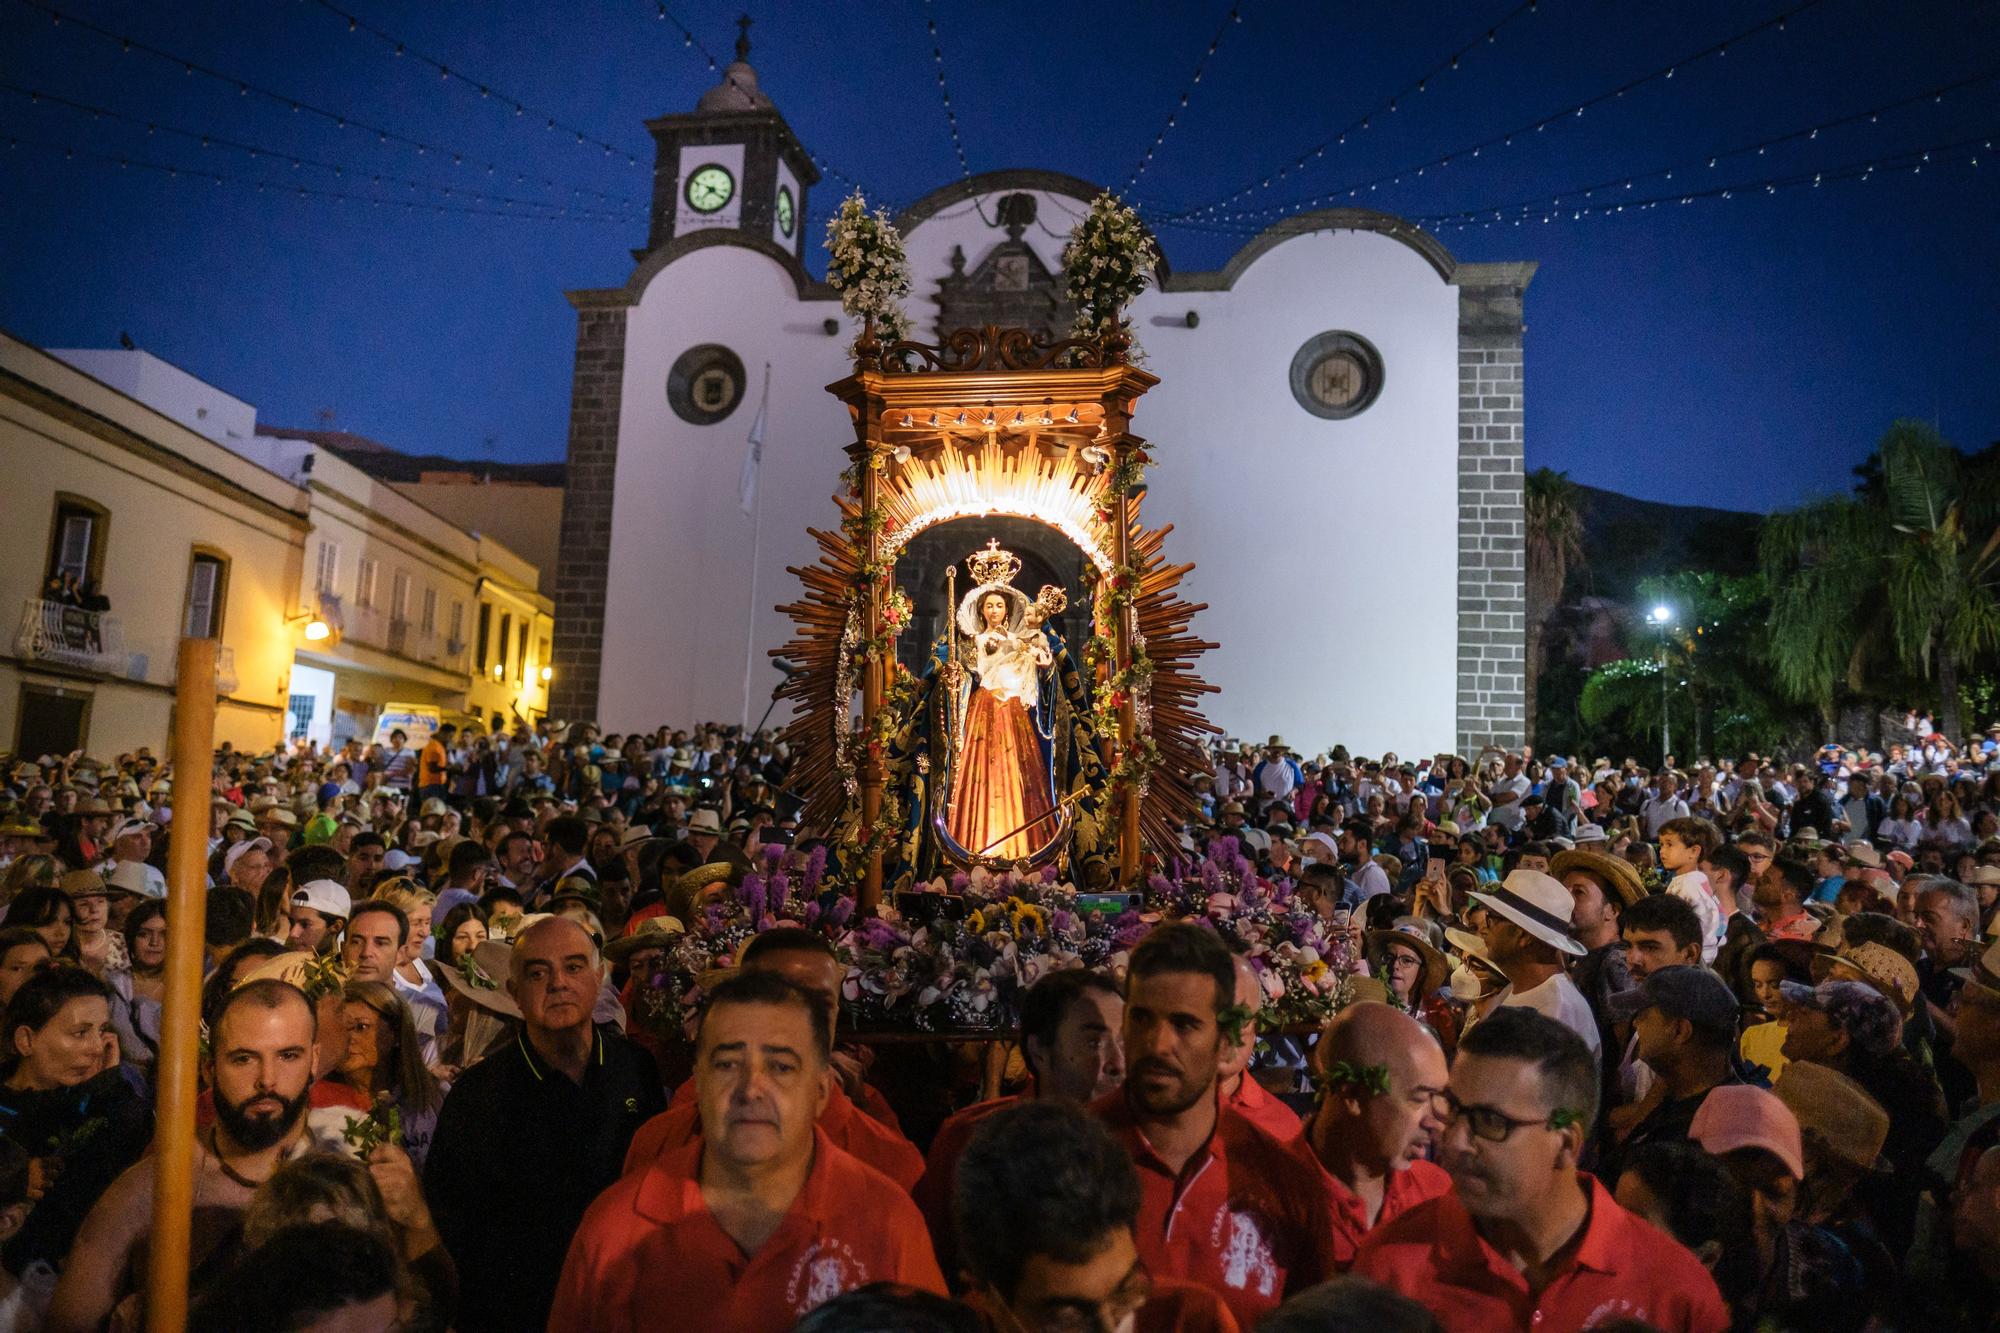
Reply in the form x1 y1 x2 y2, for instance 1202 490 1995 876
0 719 1995 1331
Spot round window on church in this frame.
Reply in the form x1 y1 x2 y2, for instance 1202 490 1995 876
667 344 747 426
1289 331 1384 420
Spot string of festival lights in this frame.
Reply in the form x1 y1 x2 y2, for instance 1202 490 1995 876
2 133 636 223
1406 67 2000 230
304 0 648 166
1122 2 1243 193
1166 0 1543 218
1172 0 1833 225
1416 130 1993 232
923 0 973 180
0 82 649 219
9 0 642 209
1144 128 1993 239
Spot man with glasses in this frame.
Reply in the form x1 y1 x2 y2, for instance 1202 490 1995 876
1353 1007 1728 1331
1302 1002 1451 1270
954 1100 1235 1333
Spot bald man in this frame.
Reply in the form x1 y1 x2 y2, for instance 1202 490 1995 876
1220 953 1304 1143
1305 1001 1453 1269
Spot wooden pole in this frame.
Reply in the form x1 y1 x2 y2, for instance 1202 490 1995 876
1106 396 1142 886
146 636 216 1333
857 397 886 916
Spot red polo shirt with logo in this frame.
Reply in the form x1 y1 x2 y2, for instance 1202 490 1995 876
914 1094 1019 1281
1225 1074 1302 1144
1351 1173 1730 1332
632 1079 925 1191
1319 1156 1453 1271
550 1127 945 1333
1090 1089 1335 1329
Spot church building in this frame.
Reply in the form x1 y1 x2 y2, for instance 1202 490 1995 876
551 35 1532 758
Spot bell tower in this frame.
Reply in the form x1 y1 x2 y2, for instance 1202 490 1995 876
640 16 820 260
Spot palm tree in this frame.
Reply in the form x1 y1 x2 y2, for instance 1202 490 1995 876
1761 420 2000 739
1524 468 1587 745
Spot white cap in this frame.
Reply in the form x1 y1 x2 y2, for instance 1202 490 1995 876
223 837 274 875
108 817 151 844
382 849 420 872
291 878 352 920
106 860 167 900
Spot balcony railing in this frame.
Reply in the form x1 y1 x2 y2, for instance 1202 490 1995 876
14 598 124 674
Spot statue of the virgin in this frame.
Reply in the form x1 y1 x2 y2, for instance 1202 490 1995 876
939 541 1065 862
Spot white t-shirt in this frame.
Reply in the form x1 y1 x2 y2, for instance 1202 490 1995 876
1877 817 1922 850
1498 972 1602 1058
1345 858 1392 903
1641 795 1691 839
1667 870 1722 964
1488 774 1532 831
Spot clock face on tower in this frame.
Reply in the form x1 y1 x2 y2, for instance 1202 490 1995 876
776 184 796 237
684 164 735 214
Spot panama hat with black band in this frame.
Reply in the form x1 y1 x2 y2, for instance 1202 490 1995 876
1466 868 1588 957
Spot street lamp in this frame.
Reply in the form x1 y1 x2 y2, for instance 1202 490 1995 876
1650 604 1673 765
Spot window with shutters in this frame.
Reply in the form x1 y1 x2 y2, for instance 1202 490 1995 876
448 599 464 647
313 539 341 594
44 495 109 590
391 570 412 625
515 620 528 684
182 551 228 638
420 586 438 635
476 602 492 670
497 613 513 680
356 557 379 609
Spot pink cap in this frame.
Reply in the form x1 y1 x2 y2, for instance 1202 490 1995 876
1689 1085 1803 1179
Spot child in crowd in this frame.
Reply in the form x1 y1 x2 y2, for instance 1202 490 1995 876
1658 816 1724 964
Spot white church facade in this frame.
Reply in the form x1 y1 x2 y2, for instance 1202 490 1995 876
551 43 1531 759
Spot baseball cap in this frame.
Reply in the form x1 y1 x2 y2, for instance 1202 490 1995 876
1779 978 1903 1057
1606 964 1741 1043
1689 1085 1803 1179
223 837 275 876
382 849 421 872
107 817 151 844
291 879 352 920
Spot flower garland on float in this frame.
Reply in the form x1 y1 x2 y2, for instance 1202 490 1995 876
629 836 1362 1043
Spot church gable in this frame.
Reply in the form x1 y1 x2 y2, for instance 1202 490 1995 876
929 193 1075 342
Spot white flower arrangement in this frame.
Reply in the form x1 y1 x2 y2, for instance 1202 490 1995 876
823 191 914 352
1062 192 1160 346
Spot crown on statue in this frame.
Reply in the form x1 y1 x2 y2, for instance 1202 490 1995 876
965 539 1022 588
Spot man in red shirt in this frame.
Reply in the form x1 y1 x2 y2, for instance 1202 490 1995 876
954 1100 1238 1332
1353 1007 1729 1331
551 970 944 1332
640 928 924 1189
1091 924 1336 1328
1219 953 1302 1143
915 967 1126 1282
1304 1001 1452 1268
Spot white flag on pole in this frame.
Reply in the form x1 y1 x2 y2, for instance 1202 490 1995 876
739 365 770 516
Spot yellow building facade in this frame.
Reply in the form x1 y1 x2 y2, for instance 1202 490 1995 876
1 335 557 758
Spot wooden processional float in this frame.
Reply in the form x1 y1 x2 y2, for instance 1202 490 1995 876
772 321 1220 912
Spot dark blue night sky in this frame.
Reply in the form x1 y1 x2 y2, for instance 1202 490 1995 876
3 0 1995 512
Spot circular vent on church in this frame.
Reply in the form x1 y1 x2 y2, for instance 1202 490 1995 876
667 344 747 426
1289 331 1384 420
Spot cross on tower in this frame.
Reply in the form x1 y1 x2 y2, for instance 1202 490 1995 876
735 14 752 62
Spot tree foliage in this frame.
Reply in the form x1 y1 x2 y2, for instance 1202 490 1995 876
1760 420 2000 737
1580 572 1808 760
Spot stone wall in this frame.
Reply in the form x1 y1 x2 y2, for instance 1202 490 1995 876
549 305 627 724
1452 263 1535 755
